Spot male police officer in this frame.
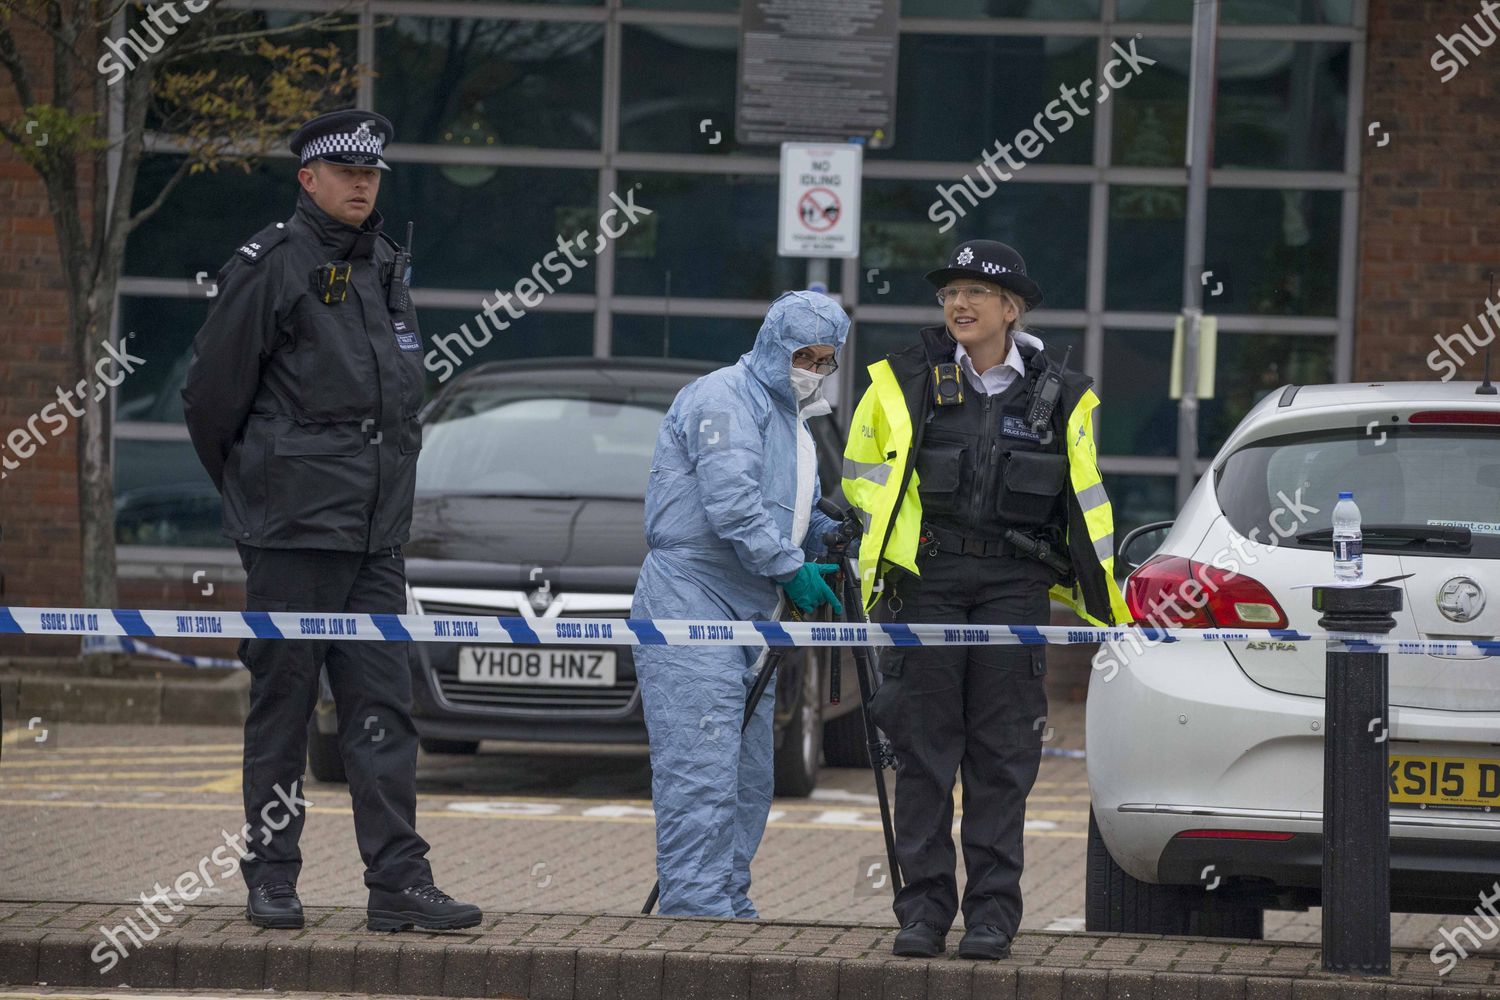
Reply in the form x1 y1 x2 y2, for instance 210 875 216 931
842 240 1129 959
182 110 481 933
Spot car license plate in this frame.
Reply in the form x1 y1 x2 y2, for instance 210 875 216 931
1389 754 1500 807
457 647 617 687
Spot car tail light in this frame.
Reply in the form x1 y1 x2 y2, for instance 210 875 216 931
1174 829 1295 842
1125 555 1289 630
1408 410 1500 425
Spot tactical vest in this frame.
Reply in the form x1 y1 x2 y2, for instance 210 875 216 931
915 357 1069 543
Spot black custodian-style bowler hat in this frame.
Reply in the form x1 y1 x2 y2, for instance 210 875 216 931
925 239 1044 310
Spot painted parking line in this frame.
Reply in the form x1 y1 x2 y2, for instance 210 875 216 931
0 738 243 754
0 766 1090 817
1044 916 1087 931
0 783 1093 821
0 759 1089 814
0 995 462 1000
190 773 243 793
0 994 417 1000
0 782 242 794
0 753 241 768
0 779 1092 822
0 737 1090 836
0 773 240 785
0 796 1089 837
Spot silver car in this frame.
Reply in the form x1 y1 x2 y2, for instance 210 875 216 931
1087 379 1500 937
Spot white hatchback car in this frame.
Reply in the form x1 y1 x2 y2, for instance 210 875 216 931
1087 379 1500 938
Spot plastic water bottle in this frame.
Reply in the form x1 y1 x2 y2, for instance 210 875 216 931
1332 491 1363 582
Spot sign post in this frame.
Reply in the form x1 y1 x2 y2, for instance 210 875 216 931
778 142 863 292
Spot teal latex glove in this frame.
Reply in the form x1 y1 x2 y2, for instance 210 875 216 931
778 562 844 616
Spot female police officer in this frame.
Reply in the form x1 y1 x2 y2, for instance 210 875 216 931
841 240 1129 959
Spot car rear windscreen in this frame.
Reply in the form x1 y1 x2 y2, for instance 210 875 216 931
1215 426 1500 558
417 389 675 499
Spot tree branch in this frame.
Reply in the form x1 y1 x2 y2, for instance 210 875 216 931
171 20 354 58
49 0 76 117
95 55 153 287
126 151 191 231
48 0 84 239
7 0 85 59
90 0 111 255
0 20 40 113
96 0 135 23
164 7 358 59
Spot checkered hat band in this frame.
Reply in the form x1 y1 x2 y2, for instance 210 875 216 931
301 130 384 163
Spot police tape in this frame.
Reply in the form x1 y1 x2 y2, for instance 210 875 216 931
5 606 1498 656
80 634 241 669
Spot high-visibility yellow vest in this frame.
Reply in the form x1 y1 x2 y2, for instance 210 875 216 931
841 335 1131 627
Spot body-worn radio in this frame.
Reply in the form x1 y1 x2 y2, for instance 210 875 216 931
1025 345 1072 432
387 221 414 312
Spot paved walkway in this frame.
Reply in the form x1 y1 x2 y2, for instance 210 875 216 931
4 692 1494 997
0 708 1456 947
1 899 1497 999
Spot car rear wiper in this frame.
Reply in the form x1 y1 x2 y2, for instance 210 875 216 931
1294 524 1473 551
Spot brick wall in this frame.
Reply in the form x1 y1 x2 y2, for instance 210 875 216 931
0 24 255 662
0 22 85 657
1356 0 1500 380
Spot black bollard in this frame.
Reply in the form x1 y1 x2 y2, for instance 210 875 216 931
1312 583 1402 975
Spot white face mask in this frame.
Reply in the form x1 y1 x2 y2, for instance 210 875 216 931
789 365 827 401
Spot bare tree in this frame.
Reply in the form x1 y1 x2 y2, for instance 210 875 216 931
0 0 358 663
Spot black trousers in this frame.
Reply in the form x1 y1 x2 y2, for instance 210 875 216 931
235 543 432 892
868 548 1052 935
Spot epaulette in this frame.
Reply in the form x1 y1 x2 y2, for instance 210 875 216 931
234 219 292 264
376 231 401 255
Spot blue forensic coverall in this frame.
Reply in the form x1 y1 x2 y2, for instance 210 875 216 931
632 290 850 917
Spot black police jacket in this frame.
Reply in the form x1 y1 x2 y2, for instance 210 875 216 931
182 191 425 552
882 326 1109 613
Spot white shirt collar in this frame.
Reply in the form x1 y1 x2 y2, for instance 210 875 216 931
954 338 1026 395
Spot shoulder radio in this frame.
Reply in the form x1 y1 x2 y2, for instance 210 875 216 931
1024 345 1072 433
387 221 414 312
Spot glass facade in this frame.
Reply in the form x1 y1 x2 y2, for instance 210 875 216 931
114 1 1365 552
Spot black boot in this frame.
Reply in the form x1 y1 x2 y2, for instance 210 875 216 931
246 880 303 929
367 883 483 932
957 924 1012 960
892 920 946 957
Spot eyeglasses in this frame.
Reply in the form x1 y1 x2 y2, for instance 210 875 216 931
792 351 839 375
936 284 1000 306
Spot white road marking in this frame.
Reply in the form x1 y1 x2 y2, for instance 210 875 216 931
810 787 878 804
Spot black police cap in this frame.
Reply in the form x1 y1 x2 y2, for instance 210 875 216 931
289 109 393 171
925 240 1044 310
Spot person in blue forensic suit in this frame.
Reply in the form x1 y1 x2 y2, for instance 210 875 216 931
632 290 851 917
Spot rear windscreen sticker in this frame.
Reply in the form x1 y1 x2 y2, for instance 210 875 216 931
1427 519 1500 535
